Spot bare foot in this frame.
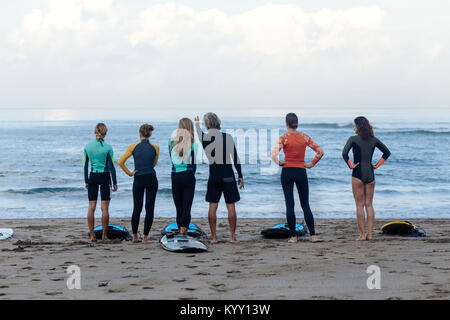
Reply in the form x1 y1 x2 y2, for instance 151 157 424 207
142 236 149 244
90 237 97 243
311 236 323 243
179 227 187 235
365 234 373 241
356 235 366 241
132 234 139 243
210 238 218 244
288 237 297 243
229 237 238 243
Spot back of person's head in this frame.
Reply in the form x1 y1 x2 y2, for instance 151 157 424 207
354 116 374 140
139 123 155 138
94 123 108 140
203 112 221 130
285 113 298 129
173 118 195 160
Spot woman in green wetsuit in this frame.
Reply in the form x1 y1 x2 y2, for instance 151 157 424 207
342 117 391 241
169 118 198 235
83 123 118 242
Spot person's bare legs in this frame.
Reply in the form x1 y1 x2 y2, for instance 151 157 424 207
208 203 219 243
87 201 97 241
225 203 237 243
100 200 110 241
352 177 366 240
364 181 376 240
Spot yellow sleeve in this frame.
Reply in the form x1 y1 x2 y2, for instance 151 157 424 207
118 143 138 176
152 143 160 167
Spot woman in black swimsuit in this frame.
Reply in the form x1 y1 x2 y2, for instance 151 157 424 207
342 116 391 241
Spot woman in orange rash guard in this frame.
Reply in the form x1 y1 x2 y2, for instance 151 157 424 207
271 113 324 243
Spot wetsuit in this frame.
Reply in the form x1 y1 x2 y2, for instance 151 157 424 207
195 123 243 204
169 139 198 229
83 139 117 201
118 139 159 236
271 132 324 236
342 135 391 184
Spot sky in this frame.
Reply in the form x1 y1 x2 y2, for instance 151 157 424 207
0 0 449 121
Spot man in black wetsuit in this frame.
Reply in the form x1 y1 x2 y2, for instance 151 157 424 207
195 113 244 243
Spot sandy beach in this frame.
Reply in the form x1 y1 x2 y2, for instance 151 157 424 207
0 218 448 300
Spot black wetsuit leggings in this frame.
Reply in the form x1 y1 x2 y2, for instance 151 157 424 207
132 173 158 236
171 170 195 229
281 167 316 236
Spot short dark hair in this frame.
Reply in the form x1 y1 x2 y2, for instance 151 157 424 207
285 113 298 129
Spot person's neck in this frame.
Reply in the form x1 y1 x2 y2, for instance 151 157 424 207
287 128 297 133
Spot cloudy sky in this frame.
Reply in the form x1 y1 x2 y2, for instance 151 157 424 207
0 0 449 121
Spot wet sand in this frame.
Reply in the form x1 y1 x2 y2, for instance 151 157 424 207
0 218 449 300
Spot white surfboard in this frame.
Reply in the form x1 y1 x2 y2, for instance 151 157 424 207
0 228 14 240
160 234 207 253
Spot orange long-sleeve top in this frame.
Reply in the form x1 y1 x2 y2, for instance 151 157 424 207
271 132 324 168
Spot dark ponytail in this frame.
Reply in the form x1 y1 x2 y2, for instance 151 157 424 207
285 113 298 129
139 124 154 138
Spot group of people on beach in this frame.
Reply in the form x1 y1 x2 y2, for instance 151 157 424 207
83 112 390 244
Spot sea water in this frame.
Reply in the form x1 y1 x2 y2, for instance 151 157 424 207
0 118 449 219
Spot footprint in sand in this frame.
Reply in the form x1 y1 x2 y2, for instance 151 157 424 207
142 287 153 290
45 292 63 296
173 279 187 283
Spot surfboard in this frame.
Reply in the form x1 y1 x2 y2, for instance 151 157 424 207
381 221 426 237
0 228 14 240
261 223 307 239
160 233 208 253
161 222 206 238
91 224 132 241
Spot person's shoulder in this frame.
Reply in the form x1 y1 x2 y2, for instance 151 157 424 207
150 142 159 151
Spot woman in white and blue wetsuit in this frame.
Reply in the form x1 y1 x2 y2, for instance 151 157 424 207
169 118 198 235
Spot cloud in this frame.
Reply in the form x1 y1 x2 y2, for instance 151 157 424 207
129 3 384 56
8 0 120 49
2 1 449 118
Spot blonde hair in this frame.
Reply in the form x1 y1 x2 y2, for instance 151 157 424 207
94 123 108 140
139 124 154 138
171 118 194 161
203 112 221 130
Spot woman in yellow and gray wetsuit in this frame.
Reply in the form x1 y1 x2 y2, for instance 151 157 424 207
83 123 118 242
342 116 391 241
118 124 159 244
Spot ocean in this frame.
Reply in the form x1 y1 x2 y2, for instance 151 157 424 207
1 118 449 220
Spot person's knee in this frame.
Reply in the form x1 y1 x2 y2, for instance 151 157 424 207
364 200 373 208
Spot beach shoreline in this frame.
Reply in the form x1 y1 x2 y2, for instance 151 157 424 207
0 218 449 300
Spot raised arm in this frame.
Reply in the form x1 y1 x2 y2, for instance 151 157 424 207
374 138 391 169
305 135 324 168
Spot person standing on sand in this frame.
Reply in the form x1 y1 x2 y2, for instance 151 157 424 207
271 113 324 243
118 124 159 244
83 123 118 242
169 118 198 235
342 116 391 241
194 113 244 243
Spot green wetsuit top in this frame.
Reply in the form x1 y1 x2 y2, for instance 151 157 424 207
169 139 198 173
83 139 117 185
